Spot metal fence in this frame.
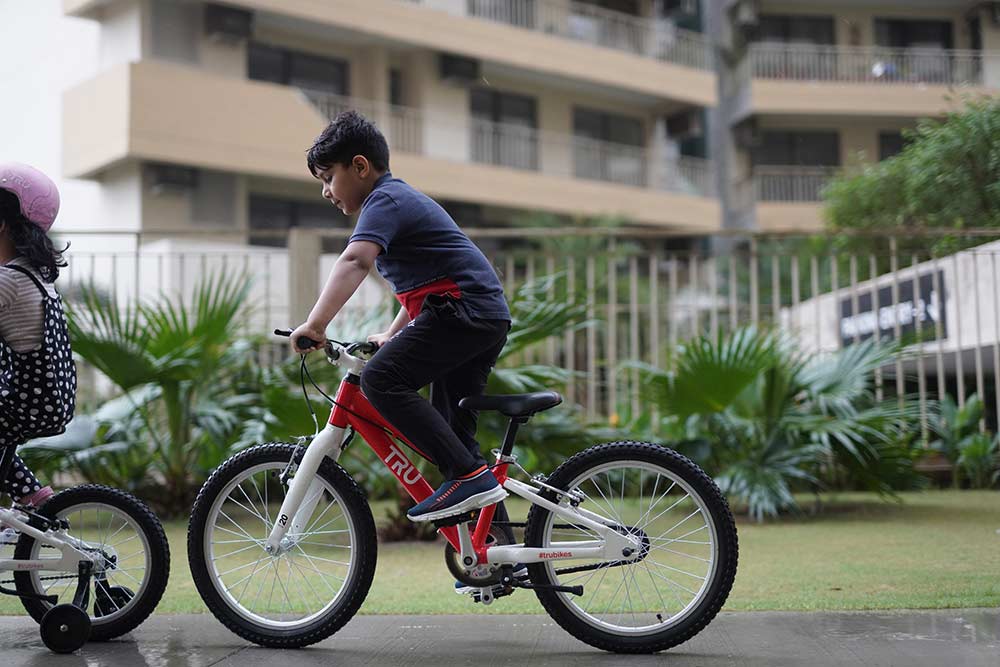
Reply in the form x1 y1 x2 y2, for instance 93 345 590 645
754 166 838 202
57 230 1000 432
750 43 990 86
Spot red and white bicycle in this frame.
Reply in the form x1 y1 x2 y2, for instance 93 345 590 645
186 331 738 654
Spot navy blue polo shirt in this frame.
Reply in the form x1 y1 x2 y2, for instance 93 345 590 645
348 172 511 321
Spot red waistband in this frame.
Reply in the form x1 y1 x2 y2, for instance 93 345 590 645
396 277 462 320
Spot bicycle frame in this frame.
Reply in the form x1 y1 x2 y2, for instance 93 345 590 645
263 346 638 568
0 506 98 574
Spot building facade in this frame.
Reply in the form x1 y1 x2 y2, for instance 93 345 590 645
7 0 1000 249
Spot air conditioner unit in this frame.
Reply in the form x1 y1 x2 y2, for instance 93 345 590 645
439 53 481 86
665 110 704 140
204 4 253 43
147 164 199 194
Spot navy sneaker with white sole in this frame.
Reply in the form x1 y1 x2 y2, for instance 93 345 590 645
407 466 508 522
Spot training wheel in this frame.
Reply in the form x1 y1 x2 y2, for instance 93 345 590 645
39 603 91 654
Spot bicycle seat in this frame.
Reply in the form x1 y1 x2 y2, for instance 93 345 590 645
458 391 563 418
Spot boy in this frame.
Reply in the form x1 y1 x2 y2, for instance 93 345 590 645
290 110 511 523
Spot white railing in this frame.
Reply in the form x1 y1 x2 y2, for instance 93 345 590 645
302 89 716 198
754 166 838 202
404 0 710 70
470 119 540 171
750 43 986 86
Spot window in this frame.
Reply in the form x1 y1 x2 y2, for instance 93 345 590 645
248 43 349 96
878 131 908 161
875 19 953 50
757 15 836 45
469 88 538 170
249 196 346 250
389 68 404 106
755 131 840 167
573 108 646 186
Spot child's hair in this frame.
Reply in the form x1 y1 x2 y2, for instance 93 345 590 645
306 110 390 176
0 189 68 282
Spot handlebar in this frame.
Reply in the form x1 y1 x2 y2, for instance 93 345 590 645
273 329 379 356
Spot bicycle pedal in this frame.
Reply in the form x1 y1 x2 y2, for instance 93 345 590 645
431 510 479 529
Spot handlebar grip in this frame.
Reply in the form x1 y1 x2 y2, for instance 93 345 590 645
358 341 380 355
296 336 320 351
273 328 292 337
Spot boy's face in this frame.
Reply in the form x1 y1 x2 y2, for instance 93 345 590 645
315 156 377 216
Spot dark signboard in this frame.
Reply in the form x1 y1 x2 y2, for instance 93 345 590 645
839 270 947 346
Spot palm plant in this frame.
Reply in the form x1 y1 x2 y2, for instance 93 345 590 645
930 393 984 488
58 272 255 515
636 327 925 521
956 432 1000 489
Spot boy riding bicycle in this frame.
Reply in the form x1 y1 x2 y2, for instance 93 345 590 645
290 111 512 524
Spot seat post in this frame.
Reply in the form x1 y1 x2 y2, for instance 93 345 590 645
499 417 528 458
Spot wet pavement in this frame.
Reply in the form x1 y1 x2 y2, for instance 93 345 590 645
1 609 999 666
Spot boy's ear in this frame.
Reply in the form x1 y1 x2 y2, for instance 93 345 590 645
353 155 370 178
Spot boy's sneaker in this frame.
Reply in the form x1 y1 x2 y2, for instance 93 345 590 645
407 466 508 522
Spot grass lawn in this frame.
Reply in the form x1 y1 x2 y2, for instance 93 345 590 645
1 490 997 616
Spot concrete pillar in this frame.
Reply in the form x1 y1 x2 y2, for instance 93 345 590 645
979 8 1000 88
288 227 322 324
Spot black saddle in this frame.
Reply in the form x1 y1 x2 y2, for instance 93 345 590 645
458 391 563 418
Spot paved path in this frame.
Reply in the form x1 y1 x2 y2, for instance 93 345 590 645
2 609 999 666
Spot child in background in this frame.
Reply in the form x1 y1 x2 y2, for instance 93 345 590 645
0 162 77 542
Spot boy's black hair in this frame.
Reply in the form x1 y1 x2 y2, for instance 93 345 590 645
306 110 390 176
0 189 68 282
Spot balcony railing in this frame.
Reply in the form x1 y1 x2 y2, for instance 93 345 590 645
302 89 715 197
750 43 988 86
754 166 838 202
403 0 711 70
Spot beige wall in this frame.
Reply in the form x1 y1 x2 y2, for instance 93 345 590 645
65 60 720 231
749 79 990 117
756 202 825 233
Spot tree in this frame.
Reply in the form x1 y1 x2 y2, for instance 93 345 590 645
823 96 1000 257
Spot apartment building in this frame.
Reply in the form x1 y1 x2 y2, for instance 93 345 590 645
7 0 1000 256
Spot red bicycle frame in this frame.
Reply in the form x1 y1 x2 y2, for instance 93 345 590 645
328 377 503 564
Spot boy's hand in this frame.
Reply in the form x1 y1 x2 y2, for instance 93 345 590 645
290 321 327 354
366 331 392 348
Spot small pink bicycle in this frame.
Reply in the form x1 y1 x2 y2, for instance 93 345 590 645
186 331 738 654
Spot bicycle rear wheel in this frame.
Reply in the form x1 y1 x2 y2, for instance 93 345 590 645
523 441 738 654
187 443 377 648
13 484 170 641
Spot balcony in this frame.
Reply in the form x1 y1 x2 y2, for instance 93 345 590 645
753 166 835 233
64 60 720 231
307 90 716 198
407 0 710 71
748 43 1000 117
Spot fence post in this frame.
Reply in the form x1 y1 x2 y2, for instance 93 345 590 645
288 228 322 325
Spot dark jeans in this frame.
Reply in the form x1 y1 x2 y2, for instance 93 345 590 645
361 295 515 539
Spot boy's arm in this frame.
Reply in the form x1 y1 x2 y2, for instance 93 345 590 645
290 240 382 352
386 306 411 336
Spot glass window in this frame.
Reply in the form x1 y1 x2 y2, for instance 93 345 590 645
757 14 836 45
572 107 646 186
470 89 538 170
248 43 349 96
755 131 840 167
875 19 953 50
878 131 908 161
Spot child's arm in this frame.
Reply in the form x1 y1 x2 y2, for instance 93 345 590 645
290 240 382 353
367 306 411 347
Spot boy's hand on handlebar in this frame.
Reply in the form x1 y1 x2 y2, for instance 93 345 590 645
290 321 327 354
366 331 392 348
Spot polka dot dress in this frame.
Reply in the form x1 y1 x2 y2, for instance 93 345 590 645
0 265 76 503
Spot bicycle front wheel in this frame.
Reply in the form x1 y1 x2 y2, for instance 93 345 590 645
523 441 738 654
187 443 377 648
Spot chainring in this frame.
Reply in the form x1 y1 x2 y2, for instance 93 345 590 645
444 524 512 587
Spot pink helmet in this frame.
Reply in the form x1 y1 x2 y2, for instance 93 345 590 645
0 162 60 232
